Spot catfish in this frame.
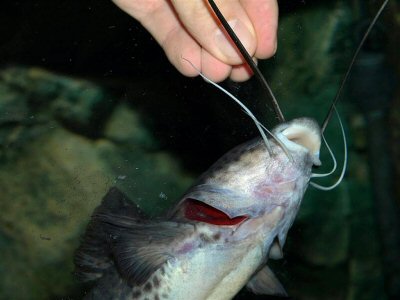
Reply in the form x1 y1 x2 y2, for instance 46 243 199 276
75 117 321 299
74 0 389 299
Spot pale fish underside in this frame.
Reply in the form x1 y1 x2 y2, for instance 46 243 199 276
74 118 322 300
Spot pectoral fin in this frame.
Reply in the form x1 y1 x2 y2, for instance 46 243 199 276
108 219 194 285
247 265 288 297
75 187 194 286
74 187 143 282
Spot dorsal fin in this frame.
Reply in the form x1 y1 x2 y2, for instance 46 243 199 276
94 187 146 218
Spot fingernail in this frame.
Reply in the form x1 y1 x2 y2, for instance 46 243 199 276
215 19 253 60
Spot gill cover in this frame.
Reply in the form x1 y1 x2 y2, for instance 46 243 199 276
178 118 322 222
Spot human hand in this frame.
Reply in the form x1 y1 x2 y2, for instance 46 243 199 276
112 0 278 82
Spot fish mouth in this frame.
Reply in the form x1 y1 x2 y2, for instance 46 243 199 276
183 198 248 226
274 117 322 166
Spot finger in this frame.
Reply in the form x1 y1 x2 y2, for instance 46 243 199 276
229 56 258 82
171 0 257 65
201 49 232 82
112 0 181 52
229 64 253 82
112 0 202 77
240 0 278 58
164 28 203 77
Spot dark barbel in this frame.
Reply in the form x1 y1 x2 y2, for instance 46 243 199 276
321 0 389 133
207 0 285 123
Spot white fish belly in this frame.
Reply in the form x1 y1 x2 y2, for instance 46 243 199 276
164 242 263 300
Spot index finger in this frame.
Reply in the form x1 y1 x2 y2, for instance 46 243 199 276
241 0 278 58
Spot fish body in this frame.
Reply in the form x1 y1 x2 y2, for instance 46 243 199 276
74 118 321 299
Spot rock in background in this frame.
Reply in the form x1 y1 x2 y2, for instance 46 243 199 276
0 68 192 299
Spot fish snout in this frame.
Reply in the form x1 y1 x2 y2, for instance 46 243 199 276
274 117 322 166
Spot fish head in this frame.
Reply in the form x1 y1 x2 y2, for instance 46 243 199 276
171 117 321 245
273 117 321 167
